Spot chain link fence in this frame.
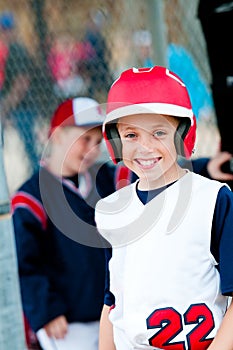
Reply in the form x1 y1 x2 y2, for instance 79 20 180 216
0 0 220 194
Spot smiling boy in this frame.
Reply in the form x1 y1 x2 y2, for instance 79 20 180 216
95 66 233 350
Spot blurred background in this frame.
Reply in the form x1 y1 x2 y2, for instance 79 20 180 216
0 0 220 194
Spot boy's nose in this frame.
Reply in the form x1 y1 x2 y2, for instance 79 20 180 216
139 136 155 151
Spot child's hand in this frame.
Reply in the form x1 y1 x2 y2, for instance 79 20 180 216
207 151 233 181
44 315 68 339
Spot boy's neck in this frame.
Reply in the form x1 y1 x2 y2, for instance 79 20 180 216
137 167 187 191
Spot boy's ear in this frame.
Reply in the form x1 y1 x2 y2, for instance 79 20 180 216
49 126 65 144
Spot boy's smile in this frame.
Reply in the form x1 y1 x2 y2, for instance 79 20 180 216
135 156 162 169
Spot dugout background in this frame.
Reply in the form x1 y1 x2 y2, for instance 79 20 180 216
0 0 220 193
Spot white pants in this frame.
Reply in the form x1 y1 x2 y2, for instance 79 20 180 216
36 321 99 350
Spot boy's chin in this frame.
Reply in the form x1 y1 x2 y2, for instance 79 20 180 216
138 171 167 188
136 168 163 180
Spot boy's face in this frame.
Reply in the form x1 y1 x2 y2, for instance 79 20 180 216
117 113 180 189
55 125 102 175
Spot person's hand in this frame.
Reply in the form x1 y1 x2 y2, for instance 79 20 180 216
207 151 233 181
44 315 68 339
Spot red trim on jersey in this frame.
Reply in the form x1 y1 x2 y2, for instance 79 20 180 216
11 191 47 230
115 165 132 190
109 304 116 313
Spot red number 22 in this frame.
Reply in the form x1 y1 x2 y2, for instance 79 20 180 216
147 303 214 349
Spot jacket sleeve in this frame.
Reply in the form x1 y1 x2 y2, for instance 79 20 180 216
12 191 67 332
178 157 211 178
103 248 115 306
191 157 211 178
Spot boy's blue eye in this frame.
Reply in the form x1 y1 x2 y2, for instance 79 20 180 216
154 130 166 137
125 133 136 138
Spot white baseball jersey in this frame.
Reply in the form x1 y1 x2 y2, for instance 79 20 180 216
95 172 229 350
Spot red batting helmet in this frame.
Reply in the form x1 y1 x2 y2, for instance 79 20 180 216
103 66 196 164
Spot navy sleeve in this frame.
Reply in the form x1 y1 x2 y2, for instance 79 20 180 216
192 158 211 178
13 204 67 331
211 185 233 296
178 157 211 178
103 248 115 306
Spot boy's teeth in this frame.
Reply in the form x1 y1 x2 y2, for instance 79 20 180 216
139 160 154 166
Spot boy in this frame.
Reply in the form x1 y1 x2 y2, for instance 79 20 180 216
11 97 115 350
95 66 233 349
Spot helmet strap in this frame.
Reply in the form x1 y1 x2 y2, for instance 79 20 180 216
105 124 123 163
175 119 190 157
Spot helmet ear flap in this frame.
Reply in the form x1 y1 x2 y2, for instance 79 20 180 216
175 119 191 157
105 124 123 163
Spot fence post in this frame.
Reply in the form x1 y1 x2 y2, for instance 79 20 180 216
0 122 27 349
146 0 167 66
30 0 48 64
